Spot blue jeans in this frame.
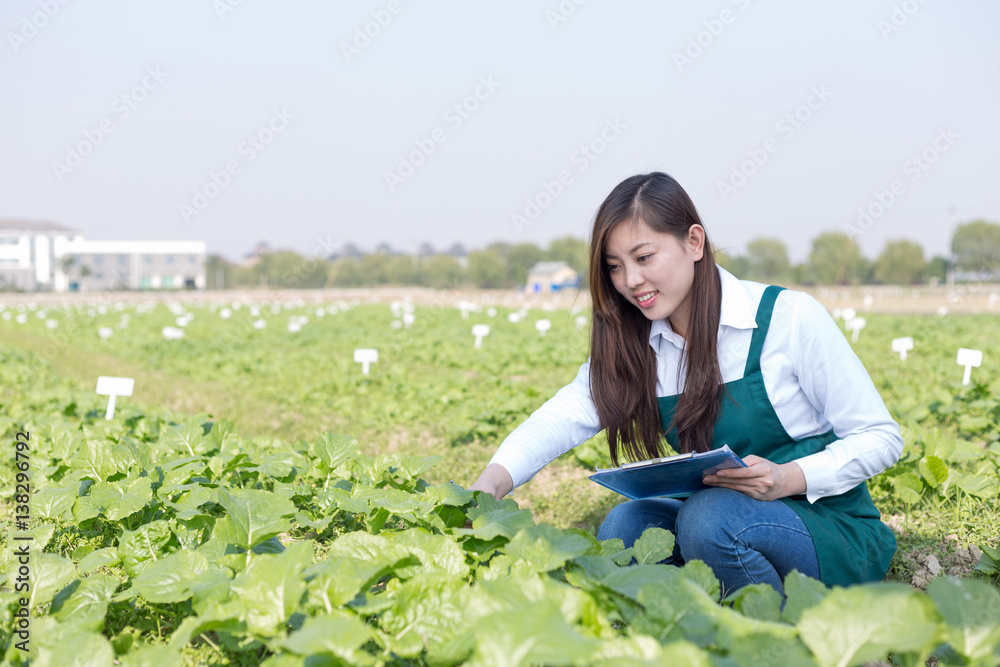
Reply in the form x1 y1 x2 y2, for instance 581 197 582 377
596 487 820 598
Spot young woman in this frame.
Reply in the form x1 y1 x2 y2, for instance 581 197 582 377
469 171 902 597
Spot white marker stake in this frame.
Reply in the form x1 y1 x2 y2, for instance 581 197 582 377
850 317 866 342
536 319 551 337
989 293 998 310
98 327 114 341
842 307 856 331
403 313 415 328
891 337 914 360
507 313 521 323
354 348 378 375
472 324 490 349
96 376 134 420
956 348 982 386
162 327 185 340
220 308 232 319
863 295 874 311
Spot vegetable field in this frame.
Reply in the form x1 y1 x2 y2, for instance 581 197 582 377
2 295 1000 666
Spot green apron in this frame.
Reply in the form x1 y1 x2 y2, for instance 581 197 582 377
657 285 896 587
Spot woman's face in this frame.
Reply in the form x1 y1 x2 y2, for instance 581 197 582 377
603 218 705 338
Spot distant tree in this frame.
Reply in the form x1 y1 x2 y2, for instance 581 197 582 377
874 240 926 285
808 232 866 285
926 255 949 282
790 263 810 285
951 219 1000 275
330 257 365 287
547 236 590 280
715 250 750 279
506 243 546 286
745 238 790 280
382 255 417 285
467 249 506 288
419 255 463 288
205 254 232 289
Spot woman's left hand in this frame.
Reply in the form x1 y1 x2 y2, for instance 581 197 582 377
702 455 807 501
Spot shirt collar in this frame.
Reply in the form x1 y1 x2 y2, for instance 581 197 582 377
648 264 758 350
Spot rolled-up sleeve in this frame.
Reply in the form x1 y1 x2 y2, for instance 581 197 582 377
488 358 603 489
788 293 905 503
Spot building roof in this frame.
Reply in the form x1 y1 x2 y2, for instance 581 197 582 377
0 219 78 233
527 261 576 276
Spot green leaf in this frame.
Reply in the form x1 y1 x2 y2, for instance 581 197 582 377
31 623 115 667
723 583 782 622
117 645 184 667
28 552 76 608
632 526 676 565
279 611 374 662
974 543 1000 574
49 574 118 630
890 472 924 504
469 599 599 667
505 524 594 573
214 486 295 550
31 484 78 521
956 473 997 499
134 549 221 603
250 452 295 479
452 494 534 541
72 438 119 482
959 415 992 433
230 539 314 637
305 554 406 611
118 520 174 577
927 576 1000 665
679 560 721 600
420 481 475 508
781 570 828 624
312 432 359 470
722 631 818 667
77 547 120 575
918 455 949 488
83 474 153 521
379 573 469 658
797 583 941 667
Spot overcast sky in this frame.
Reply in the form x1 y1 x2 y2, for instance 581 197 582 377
2 1 998 264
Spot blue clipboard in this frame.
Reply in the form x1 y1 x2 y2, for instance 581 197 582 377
588 445 747 500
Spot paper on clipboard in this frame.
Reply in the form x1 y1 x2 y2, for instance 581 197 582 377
589 444 746 500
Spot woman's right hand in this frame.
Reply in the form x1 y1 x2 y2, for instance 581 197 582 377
468 463 514 500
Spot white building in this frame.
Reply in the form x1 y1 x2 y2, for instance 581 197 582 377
525 261 581 294
0 219 207 292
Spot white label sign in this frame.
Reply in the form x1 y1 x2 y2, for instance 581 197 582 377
472 324 490 349
957 348 983 385
354 348 378 374
96 376 134 420
891 337 914 360
850 317 866 342
535 319 551 336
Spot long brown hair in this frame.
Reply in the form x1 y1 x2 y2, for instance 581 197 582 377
589 172 723 464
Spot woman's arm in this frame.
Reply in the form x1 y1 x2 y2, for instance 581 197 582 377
781 291 904 502
467 358 602 496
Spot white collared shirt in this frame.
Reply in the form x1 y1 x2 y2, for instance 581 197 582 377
488 265 904 504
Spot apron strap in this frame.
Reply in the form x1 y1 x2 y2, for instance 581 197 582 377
744 285 785 376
